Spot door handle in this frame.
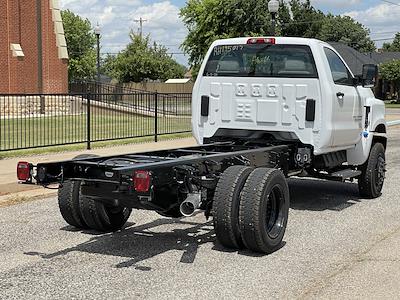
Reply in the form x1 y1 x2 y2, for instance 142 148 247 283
336 92 344 100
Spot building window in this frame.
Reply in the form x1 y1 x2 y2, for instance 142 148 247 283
10 44 25 58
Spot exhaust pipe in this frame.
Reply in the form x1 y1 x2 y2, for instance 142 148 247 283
180 193 201 217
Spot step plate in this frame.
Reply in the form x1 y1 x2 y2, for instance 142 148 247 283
330 169 362 181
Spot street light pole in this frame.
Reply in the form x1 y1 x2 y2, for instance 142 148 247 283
268 0 279 36
94 23 101 83
271 12 277 36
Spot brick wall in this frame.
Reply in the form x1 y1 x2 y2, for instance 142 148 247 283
0 0 68 94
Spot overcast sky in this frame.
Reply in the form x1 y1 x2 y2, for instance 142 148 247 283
60 0 400 66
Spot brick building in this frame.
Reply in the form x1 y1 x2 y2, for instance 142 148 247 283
0 0 69 94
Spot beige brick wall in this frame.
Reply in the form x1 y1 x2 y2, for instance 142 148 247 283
0 96 84 117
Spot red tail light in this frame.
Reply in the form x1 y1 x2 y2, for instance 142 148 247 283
247 38 276 45
134 170 151 192
17 161 32 182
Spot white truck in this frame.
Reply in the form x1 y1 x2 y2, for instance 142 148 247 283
19 37 387 254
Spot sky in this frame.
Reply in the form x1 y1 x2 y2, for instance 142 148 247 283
60 0 400 66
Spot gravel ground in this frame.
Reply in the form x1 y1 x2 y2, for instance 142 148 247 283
0 127 399 300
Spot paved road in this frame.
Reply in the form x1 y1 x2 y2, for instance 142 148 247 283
1 127 399 300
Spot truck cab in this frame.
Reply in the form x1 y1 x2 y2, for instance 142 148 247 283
192 37 386 166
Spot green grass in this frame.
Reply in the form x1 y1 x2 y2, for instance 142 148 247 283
385 103 400 109
0 132 192 159
0 110 191 157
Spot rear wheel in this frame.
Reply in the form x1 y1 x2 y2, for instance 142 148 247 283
57 154 99 229
213 166 254 249
79 196 132 232
239 168 290 254
58 180 87 228
58 154 132 232
358 142 386 199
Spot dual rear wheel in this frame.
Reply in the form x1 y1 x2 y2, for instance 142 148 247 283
213 166 290 254
58 154 131 232
58 180 131 232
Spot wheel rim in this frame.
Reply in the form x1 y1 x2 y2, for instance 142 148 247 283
265 185 286 239
375 154 386 191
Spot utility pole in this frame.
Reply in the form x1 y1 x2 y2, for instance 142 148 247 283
134 17 147 38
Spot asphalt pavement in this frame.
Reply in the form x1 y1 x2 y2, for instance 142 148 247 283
0 127 399 299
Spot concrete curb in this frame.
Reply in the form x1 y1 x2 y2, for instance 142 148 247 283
388 120 400 127
0 189 56 208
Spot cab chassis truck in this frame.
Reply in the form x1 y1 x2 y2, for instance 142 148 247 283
17 37 387 254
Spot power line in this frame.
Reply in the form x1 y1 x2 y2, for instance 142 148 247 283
379 0 400 7
370 30 400 36
371 37 396 42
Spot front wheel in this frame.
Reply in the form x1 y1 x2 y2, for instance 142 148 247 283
358 142 386 199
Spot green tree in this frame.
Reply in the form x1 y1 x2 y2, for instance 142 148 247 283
380 60 400 102
180 0 272 73
383 33 400 51
105 34 186 83
317 14 375 52
279 0 325 38
61 10 96 81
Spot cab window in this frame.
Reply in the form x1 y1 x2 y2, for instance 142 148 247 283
324 47 353 85
204 44 318 78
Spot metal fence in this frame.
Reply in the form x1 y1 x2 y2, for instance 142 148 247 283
69 81 147 95
0 92 192 152
69 80 194 95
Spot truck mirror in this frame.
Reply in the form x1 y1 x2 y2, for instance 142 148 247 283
362 64 378 88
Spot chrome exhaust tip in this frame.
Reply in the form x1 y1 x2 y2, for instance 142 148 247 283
179 193 201 217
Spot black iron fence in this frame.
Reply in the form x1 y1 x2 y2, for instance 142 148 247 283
0 92 192 152
69 80 147 95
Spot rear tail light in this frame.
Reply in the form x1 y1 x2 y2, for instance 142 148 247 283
17 161 32 182
133 170 151 192
247 38 276 44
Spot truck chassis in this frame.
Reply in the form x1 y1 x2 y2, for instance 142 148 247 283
17 137 385 254
36 142 293 218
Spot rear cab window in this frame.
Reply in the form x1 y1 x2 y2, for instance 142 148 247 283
204 44 318 78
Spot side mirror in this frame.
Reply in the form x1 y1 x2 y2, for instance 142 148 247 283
362 64 378 88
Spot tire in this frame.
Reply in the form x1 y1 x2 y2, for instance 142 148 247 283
63 153 131 232
358 142 386 199
239 168 290 254
57 154 100 229
213 166 254 249
58 180 87 228
79 195 132 232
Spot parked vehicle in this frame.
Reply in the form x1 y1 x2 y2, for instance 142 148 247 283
18 37 387 254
